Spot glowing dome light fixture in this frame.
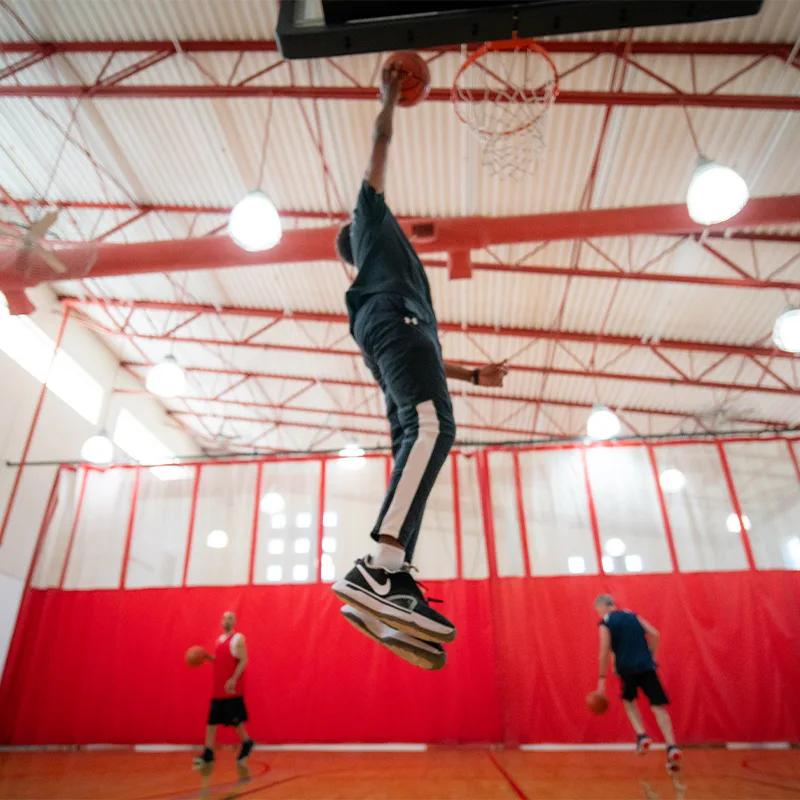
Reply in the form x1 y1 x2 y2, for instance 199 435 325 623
659 468 687 494
146 355 186 398
339 442 365 459
206 529 229 549
604 537 626 558
686 157 749 226
229 190 282 252
586 406 621 441
260 491 286 515
81 433 113 464
773 307 800 353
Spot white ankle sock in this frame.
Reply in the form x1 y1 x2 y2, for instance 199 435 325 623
372 542 405 571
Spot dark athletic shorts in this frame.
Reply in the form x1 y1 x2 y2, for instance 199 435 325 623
620 670 669 706
207 696 248 726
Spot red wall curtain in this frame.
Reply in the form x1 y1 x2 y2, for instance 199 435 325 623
2 572 798 746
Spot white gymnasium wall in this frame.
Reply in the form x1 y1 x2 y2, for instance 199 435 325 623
0 286 199 676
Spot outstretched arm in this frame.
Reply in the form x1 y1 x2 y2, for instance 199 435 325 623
444 362 508 387
364 67 402 193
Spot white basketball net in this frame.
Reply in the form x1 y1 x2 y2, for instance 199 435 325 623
452 41 558 179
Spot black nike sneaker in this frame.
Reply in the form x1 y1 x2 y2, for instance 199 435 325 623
332 557 456 643
192 747 214 769
237 739 254 764
340 604 446 670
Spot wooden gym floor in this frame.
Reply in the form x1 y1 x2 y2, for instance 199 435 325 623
1 748 799 799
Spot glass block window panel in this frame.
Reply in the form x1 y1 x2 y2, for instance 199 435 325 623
256 459 323 584
518 449 597 576
125 467 194 588
585 447 672 574
413 455 457 580
186 464 258 586
322 456 384 582
63 468 136 589
724 440 800 570
488 451 525 577
457 455 488 579
32 468 81 589
654 444 749 571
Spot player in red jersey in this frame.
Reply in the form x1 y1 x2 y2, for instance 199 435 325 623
192 611 254 768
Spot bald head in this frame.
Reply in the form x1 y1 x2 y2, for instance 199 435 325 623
222 611 236 633
594 594 615 617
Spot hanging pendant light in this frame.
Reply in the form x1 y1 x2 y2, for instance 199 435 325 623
686 156 749 226
586 406 621 440
146 355 187 398
81 433 113 464
229 190 282 252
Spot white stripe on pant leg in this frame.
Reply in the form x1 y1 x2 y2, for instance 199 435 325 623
379 400 439 539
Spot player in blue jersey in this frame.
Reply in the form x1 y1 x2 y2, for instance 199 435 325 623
595 594 682 773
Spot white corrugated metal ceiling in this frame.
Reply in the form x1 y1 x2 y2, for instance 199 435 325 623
1 0 799 453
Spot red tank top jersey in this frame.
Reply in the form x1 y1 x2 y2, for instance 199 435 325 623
212 632 244 699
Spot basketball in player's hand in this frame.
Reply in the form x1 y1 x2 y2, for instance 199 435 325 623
185 645 207 668
586 691 609 715
382 51 430 107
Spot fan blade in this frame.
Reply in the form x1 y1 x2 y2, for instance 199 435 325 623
3 289 36 315
37 246 69 274
0 229 25 244
27 210 59 241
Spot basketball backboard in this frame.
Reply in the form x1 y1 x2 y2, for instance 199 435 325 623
276 0 764 60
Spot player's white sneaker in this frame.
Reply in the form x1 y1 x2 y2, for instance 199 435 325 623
340 604 446 670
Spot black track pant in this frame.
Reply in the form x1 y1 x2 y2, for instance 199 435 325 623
353 294 456 562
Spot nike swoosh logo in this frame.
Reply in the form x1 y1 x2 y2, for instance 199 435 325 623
357 563 391 596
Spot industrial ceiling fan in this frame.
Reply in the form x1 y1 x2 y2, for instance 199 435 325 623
0 210 96 315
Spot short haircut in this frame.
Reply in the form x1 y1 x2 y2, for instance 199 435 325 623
595 594 615 607
336 223 354 265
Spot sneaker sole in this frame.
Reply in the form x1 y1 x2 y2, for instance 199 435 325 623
332 580 456 644
340 606 446 671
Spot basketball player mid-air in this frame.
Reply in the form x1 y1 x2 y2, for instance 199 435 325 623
193 611 254 768
331 66 508 670
594 595 682 773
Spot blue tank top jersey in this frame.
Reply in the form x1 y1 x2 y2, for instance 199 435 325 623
600 609 655 675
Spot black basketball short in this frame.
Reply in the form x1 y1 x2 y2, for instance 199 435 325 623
620 670 669 706
207 696 248 726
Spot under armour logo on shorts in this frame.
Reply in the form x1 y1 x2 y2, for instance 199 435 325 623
404 316 419 326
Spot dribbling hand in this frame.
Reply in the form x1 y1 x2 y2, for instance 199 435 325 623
224 678 237 695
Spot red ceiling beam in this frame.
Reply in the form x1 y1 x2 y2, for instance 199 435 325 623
5 197 798 245
121 361 799 399
2 197 347 221
2 83 797 110
3 198 798 244
423 258 800 292
117 391 551 438
66 297 798 361
1 40 794 57
117 388 788 430
15 196 795 286
174 412 382 440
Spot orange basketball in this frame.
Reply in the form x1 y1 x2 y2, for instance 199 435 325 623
383 51 430 107
185 645 206 668
586 691 609 715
